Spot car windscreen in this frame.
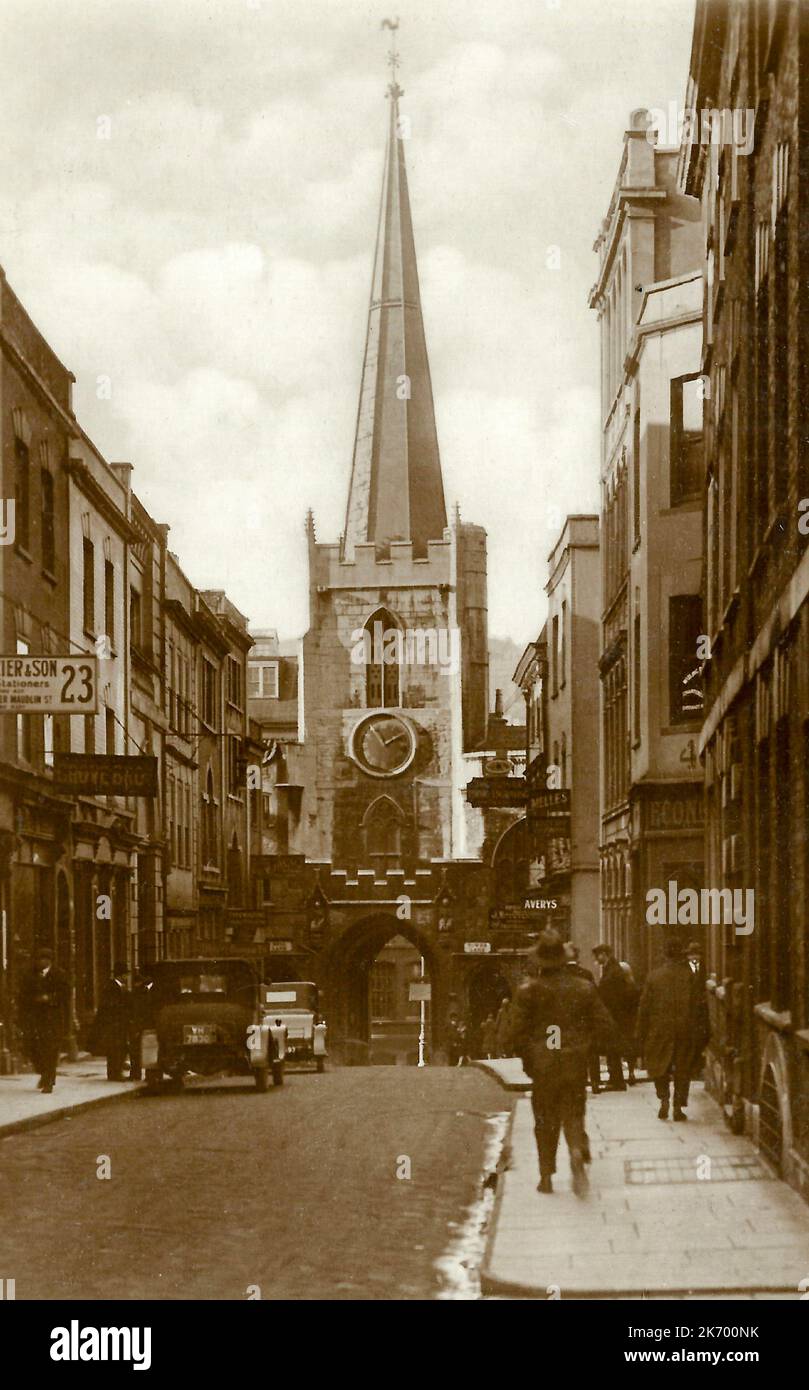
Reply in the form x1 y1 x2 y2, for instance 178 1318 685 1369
263 983 317 1010
154 967 255 1002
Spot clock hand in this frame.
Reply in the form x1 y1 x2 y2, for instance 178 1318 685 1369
381 729 408 747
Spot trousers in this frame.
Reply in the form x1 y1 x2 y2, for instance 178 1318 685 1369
530 1068 588 1178
28 1029 60 1088
654 1066 690 1110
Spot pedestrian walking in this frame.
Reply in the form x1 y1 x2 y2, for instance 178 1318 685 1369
494 995 514 1058
95 962 132 1081
513 929 617 1196
446 1012 463 1067
637 937 710 1121
479 1012 497 1059
564 942 602 1093
18 947 69 1093
592 943 637 1089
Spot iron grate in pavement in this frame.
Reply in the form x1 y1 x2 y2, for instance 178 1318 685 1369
624 1154 774 1185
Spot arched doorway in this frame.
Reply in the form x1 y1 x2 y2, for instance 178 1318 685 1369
325 914 441 1065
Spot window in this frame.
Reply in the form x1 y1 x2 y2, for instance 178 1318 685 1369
227 656 243 709
773 718 791 1010
755 278 770 539
184 785 191 868
129 585 142 651
248 662 279 699
201 659 217 728
670 375 703 505
104 560 115 650
105 705 116 756
370 961 396 1020
203 768 218 867
82 537 95 634
43 713 54 769
16 639 32 762
41 469 55 574
551 615 559 697
364 797 403 872
633 609 641 741
228 736 243 797
772 206 789 511
669 595 704 724
633 405 641 543
364 609 401 709
560 601 567 687
14 439 30 551
168 775 176 866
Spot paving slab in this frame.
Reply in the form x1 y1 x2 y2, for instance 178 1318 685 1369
0 1059 141 1137
480 1080 809 1299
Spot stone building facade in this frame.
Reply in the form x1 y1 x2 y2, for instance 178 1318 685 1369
589 111 705 981
680 0 809 1196
0 269 75 1069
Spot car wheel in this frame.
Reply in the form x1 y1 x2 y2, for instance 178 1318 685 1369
145 1068 162 1094
272 1059 284 1087
316 1056 325 1074
254 1065 269 1092
166 1072 184 1093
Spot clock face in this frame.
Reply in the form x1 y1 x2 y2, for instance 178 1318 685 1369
351 712 416 778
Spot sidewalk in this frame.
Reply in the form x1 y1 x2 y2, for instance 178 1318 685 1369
0 1059 141 1137
477 1060 809 1298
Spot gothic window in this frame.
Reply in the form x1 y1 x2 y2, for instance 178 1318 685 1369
364 607 402 709
363 795 404 873
370 960 396 1019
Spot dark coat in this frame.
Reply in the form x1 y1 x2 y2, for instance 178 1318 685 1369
19 966 69 1040
512 967 618 1083
597 957 638 1026
637 958 710 1078
567 962 596 985
94 976 131 1050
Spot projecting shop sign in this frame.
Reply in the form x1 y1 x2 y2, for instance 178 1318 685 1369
52 754 158 797
0 656 98 714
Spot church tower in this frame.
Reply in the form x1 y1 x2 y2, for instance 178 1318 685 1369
269 44 491 1059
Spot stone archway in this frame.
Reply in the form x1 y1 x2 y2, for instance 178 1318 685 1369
323 913 444 1065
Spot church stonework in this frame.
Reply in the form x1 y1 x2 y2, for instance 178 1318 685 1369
262 83 494 1060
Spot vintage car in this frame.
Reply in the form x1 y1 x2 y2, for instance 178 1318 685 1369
140 958 286 1093
260 981 327 1072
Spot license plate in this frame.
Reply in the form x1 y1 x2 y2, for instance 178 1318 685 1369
183 1024 216 1044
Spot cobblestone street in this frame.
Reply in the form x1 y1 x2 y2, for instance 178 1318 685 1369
0 1067 508 1301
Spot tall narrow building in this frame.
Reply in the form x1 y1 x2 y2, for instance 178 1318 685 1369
261 77 491 1060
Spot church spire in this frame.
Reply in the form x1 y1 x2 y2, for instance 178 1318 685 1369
342 24 447 560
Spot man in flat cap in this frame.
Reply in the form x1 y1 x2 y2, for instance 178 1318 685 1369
18 947 69 1093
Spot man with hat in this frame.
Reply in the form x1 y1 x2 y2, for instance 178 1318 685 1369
18 947 70 1093
637 937 710 1121
513 929 617 1196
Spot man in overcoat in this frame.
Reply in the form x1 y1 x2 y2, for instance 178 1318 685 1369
513 930 617 1196
637 937 710 1121
592 943 638 1089
564 942 602 1093
18 947 69 1093
96 962 132 1081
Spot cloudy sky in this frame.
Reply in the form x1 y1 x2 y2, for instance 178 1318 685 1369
0 0 695 645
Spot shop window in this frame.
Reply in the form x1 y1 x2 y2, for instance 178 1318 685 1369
669 595 704 724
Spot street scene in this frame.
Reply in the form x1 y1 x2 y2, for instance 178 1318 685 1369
1 0 809 1340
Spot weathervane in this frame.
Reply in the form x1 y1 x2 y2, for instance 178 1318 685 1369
381 16 403 100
